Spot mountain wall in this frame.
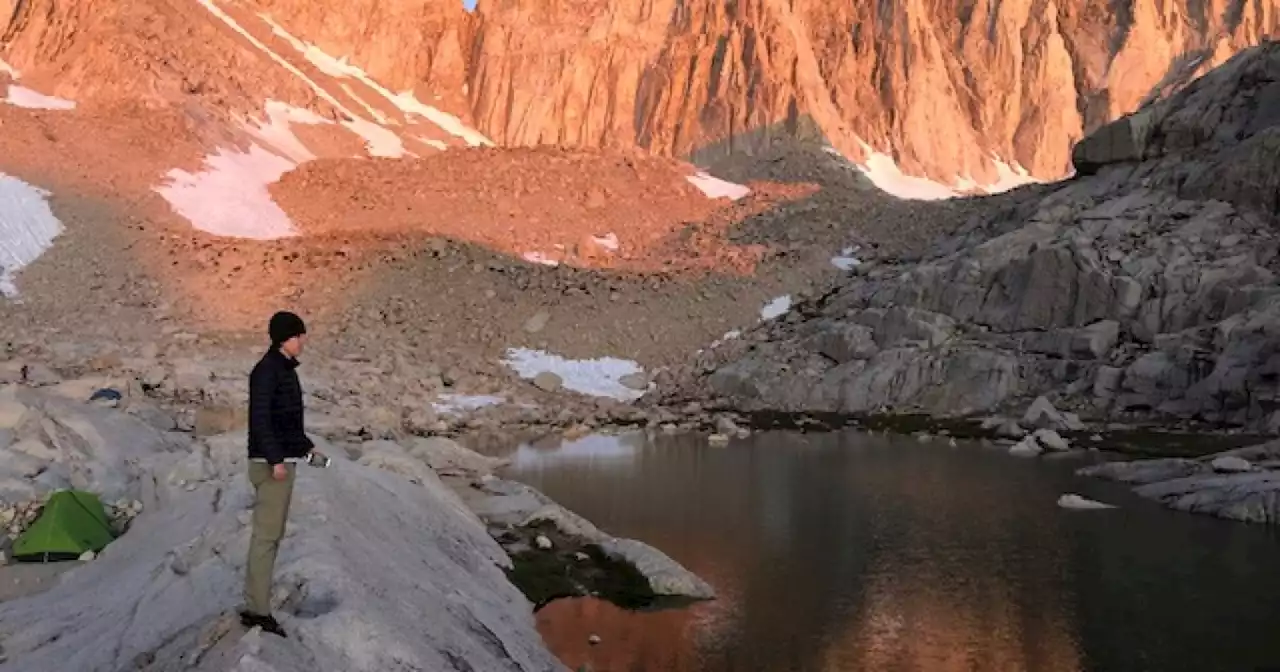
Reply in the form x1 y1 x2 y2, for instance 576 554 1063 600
461 0 1278 183
662 41 1280 432
2 0 1277 186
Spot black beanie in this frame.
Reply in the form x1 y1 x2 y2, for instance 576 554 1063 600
268 311 307 345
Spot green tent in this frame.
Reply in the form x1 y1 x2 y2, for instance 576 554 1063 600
12 490 116 563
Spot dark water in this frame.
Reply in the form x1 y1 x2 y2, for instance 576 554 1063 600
502 430 1280 672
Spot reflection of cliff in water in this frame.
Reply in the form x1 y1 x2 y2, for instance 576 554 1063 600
819 440 1083 670
515 429 1280 671
516 431 1086 671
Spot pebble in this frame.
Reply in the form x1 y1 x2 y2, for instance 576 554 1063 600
534 534 553 550
588 634 601 645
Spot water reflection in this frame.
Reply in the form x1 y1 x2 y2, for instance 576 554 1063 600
505 430 1280 672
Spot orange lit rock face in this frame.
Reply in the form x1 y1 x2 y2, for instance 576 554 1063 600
4 0 1275 187
460 0 1278 183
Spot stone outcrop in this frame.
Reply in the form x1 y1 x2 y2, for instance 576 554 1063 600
662 41 1280 430
0 381 712 669
1081 440 1280 523
0 386 559 670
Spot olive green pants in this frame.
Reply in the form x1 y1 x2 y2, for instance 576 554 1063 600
243 461 295 616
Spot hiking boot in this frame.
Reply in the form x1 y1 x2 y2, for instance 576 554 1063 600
239 610 287 638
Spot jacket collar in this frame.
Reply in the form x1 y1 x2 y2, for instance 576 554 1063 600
266 347 301 369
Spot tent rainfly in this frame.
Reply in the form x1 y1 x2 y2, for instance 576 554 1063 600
11 489 117 563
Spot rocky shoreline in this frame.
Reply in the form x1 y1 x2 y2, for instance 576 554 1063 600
3 324 1279 671
0 374 715 671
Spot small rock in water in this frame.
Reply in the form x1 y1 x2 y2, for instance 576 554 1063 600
79 550 96 562
1021 396 1084 431
1210 455 1252 473
574 551 589 561
1057 494 1116 510
995 420 1026 439
534 534 553 550
707 433 730 446
588 634 601 646
1008 439 1042 458
714 416 739 435
1033 428 1070 452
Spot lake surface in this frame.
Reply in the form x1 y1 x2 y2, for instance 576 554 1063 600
502 430 1280 672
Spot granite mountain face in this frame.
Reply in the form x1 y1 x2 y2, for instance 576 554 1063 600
2 0 1276 185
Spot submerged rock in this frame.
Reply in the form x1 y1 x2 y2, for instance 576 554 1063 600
1057 494 1117 510
1008 439 1042 458
462 477 715 603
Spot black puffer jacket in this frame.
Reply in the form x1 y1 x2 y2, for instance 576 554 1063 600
247 349 313 465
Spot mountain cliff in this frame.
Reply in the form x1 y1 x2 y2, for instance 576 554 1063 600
662 41 1280 434
465 0 1279 185
2 0 1276 188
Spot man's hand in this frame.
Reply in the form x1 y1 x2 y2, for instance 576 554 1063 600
272 463 289 481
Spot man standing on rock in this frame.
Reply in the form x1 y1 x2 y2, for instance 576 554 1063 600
240 310 322 638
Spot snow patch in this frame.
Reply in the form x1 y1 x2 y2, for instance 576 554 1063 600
502 348 645 401
709 329 741 349
258 13 491 147
854 144 960 200
154 145 298 240
825 143 1042 200
1057 494 1117 510
244 100 329 163
0 57 19 79
988 158 1040 192
591 233 619 251
686 172 751 200
830 246 861 270
342 116 406 158
387 90 491 148
4 85 75 110
521 251 560 267
194 0 395 158
0 173 64 297
417 136 449 151
760 295 792 321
